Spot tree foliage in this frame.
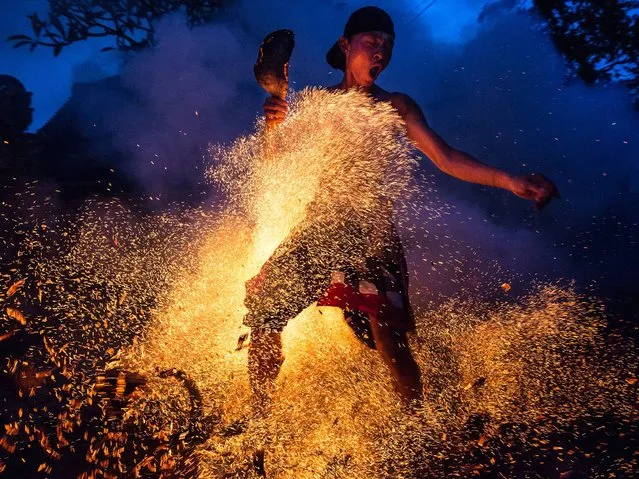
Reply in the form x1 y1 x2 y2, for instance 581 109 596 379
7 0 228 56
531 0 639 86
482 0 639 107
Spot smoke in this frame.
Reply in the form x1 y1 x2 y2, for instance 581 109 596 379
57 1 356 198
401 9 639 299
41 0 637 297
54 16 254 200
227 0 638 299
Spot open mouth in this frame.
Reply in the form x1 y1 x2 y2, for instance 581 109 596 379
370 66 382 79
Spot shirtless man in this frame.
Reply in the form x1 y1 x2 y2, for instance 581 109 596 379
248 6 558 406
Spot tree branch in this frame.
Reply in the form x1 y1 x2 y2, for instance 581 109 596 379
8 0 227 54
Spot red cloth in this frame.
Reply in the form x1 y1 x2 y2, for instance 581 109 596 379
317 271 410 329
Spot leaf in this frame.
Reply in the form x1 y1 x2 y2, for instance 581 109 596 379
0 436 16 454
6 34 31 41
28 13 43 37
0 331 16 342
50 15 65 35
6 308 26 325
6 279 25 298
101 46 114 52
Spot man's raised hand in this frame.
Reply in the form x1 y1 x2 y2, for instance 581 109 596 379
264 96 288 127
509 173 559 210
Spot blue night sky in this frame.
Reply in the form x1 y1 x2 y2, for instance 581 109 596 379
1 0 120 129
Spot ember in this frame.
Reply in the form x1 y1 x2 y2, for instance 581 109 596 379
1 89 637 478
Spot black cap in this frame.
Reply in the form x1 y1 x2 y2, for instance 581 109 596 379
326 6 395 71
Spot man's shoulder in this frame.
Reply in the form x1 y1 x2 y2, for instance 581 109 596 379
369 86 420 115
387 92 422 119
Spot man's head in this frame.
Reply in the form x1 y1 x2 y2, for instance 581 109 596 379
326 6 395 87
0 75 33 139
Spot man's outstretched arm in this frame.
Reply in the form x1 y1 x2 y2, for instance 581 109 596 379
392 94 559 209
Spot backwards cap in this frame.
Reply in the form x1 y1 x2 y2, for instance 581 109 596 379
326 6 395 71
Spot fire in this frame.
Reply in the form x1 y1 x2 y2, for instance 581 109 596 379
1 88 637 477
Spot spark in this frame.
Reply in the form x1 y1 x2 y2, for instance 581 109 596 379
0 88 637 477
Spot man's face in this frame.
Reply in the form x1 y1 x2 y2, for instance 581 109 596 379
341 31 394 87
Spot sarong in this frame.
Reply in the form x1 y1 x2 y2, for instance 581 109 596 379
243 203 414 344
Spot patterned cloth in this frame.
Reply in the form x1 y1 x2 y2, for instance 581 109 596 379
243 208 414 337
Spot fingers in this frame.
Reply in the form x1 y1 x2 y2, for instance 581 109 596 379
526 174 559 210
264 96 288 114
264 96 288 125
530 173 559 196
515 173 559 210
534 193 552 211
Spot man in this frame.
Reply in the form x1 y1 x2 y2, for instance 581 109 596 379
0 75 33 139
0 75 45 261
0 74 39 174
247 6 558 406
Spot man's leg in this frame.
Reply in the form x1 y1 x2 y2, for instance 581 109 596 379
248 327 284 407
245 224 332 407
368 315 422 405
246 328 283 477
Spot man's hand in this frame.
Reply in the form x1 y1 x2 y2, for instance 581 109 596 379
264 96 288 127
509 173 559 210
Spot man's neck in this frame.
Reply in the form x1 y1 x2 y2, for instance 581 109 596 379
337 71 375 94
